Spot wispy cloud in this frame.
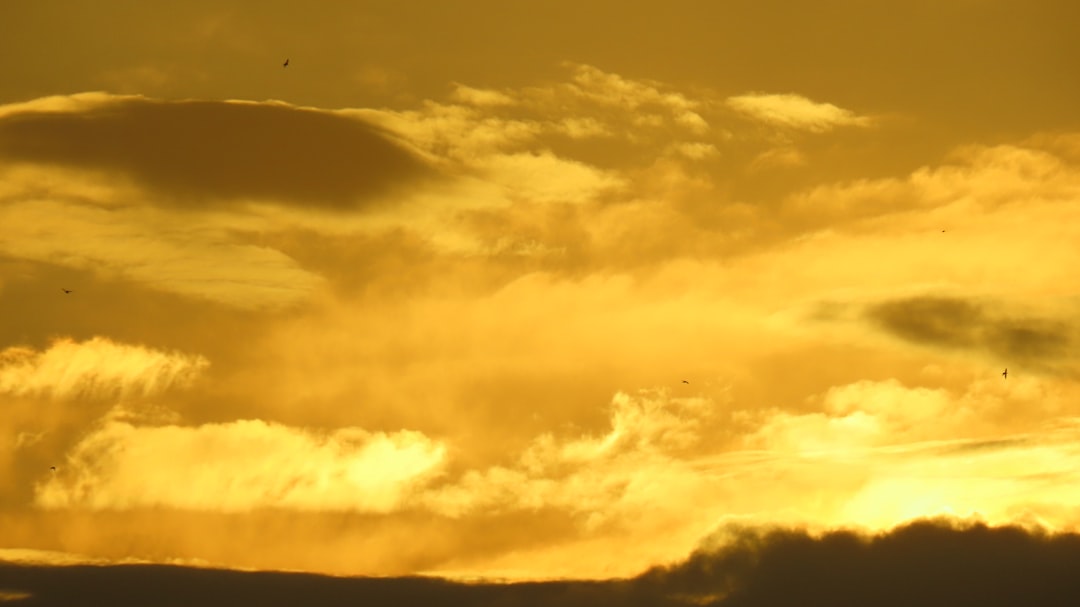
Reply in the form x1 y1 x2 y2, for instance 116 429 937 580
4 521 1080 605
727 92 871 132
0 337 207 400
449 84 517 107
0 196 323 309
866 296 1074 369
37 418 445 512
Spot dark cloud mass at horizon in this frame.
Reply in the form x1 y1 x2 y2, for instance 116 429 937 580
2 521 1079 606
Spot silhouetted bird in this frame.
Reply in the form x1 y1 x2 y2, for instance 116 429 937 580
283 58 289 67
682 380 690 384
50 466 56 471
1002 368 1008 379
61 288 72 294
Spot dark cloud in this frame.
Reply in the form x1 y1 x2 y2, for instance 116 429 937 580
0 562 628 607
866 296 1072 365
0 97 435 208
637 520 1080 606
866 296 985 348
3 521 1080 606
929 436 1031 457
985 319 1071 362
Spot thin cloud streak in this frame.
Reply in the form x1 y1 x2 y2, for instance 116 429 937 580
0 198 324 309
37 419 446 512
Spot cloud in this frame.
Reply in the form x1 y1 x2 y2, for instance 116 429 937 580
346 98 626 207
0 94 435 208
782 141 1080 230
666 142 719 161
356 63 715 165
0 196 324 309
0 337 207 400
729 374 1080 532
474 152 625 204
325 84 1080 278
566 64 705 124
13 374 1080 579
0 92 138 119
449 84 516 107
556 117 611 140
0 94 460 309
4 77 1080 583
747 146 805 171
3 521 1080 606
347 102 629 209
865 296 1074 369
0 560 622 607
640 520 1080 606
415 389 736 575
869 296 985 347
0 589 31 603
748 379 972 455
556 63 712 138
36 418 445 512
727 93 871 132
349 102 543 161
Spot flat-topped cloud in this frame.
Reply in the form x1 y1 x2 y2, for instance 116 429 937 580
0 95 435 208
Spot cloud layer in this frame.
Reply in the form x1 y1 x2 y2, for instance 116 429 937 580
4 521 1080 606
37 419 445 512
1 46 1079 582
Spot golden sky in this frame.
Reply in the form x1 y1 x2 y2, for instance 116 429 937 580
3 0 1080 588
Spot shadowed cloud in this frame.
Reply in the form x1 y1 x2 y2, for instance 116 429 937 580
867 297 985 348
866 296 1072 365
0 96 435 207
638 520 1080 606
3 521 1080 606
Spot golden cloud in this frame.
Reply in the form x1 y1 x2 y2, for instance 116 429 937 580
37 418 446 512
0 197 323 309
0 337 207 400
726 93 871 132
449 84 517 107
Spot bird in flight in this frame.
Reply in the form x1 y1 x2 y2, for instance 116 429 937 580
50 466 56 471
61 288 73 294
1002 368 1008 379
682 380 690 384
283 58 289 67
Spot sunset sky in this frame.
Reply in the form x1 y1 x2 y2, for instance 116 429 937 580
3 0 1080 600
